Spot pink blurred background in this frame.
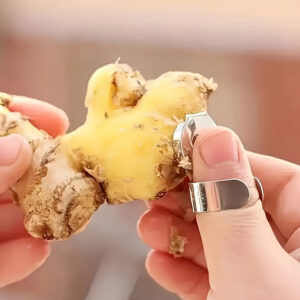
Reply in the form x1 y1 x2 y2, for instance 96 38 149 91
1 1 300 163
0 1 300 299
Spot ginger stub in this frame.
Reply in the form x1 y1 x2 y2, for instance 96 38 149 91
0 63 217 240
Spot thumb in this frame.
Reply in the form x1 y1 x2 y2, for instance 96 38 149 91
193 127 298 298
0 135 31 193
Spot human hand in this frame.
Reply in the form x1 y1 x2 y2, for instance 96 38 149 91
138 127 300 300
0 95 69 287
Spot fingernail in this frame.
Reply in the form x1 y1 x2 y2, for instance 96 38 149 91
199 130 239 167
0 135 23 166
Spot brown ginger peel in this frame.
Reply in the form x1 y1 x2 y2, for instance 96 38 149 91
0 63 217 240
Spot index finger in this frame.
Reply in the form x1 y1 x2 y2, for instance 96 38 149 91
8 95 69 137
248 151 300 239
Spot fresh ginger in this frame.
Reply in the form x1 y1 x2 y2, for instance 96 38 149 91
0 63 217 240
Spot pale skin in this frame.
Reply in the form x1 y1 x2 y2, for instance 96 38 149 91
0 96 69 287
1 99 300 299
138 128 300 300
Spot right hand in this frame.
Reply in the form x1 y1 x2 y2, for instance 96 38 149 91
0 95 69 288
138 127 300 300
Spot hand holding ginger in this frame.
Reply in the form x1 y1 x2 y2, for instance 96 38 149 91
0 96 68 287
138 128 300 300
0 63 217 240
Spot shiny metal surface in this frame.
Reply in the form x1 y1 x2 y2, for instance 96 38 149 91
189 179 247 212
254 176 264 201
173 112 216 158
189 178 263 212
173 112 264 213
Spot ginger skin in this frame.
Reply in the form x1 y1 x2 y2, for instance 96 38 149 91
0 95 104 240
0 63 217 240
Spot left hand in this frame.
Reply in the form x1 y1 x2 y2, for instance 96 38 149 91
0 95 69 288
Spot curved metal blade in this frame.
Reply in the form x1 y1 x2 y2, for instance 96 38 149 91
173 112 216 158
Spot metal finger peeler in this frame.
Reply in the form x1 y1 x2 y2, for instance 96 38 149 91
173 112 264 213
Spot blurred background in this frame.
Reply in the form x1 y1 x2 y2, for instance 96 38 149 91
0 0 300 299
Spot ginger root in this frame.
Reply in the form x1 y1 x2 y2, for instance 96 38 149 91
169 226 188 257
0 63 217 240
0 94 104 240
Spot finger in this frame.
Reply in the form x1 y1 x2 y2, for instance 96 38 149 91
145 197 288 258
0 135 32 193
248 151 300 239
0 190 13 204
0 203 28 242
266 214 287 247
9 95 69 137
146 250 209 300
285 227 300 254
289 248 300 263
149 178 195 221
137 207 206 267
0 238 50 288
193 127 298 297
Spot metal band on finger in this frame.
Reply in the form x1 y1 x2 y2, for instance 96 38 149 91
173 111 264 213
189 177 264 213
